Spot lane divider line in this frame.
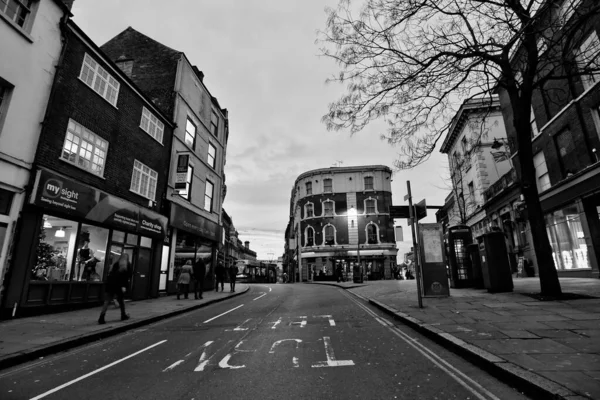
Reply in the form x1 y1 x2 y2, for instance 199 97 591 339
253 293 267 301
29 340 167 400
203 304 244 323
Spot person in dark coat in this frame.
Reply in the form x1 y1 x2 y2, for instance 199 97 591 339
193 258 206 299
98 253 131 324
228 263 237 292
215 260 226 292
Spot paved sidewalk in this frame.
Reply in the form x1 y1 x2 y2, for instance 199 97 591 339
0 284 250 370
312 278 600 399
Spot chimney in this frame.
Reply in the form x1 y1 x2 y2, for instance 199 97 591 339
192 66 204 82
62 0 75 11
244 241 249 249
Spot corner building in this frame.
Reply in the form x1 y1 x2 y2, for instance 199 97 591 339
289 166 397 281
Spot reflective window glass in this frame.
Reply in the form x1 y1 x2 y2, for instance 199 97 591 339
75 224 109 281
33 216 78 282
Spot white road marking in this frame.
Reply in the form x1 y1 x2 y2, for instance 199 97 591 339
163 360 184 372
194 341 215 372
203 304 244 323
269 287 272 292
29 340 167 400
234 340 255 352
271 317 282 329
218 354 245 369
315 315 336 326
342 291 501 400
292 357 299 368
311 337 354 368
290 316 307 327
253 293 267 301
269 339 302 353
226 318 251 331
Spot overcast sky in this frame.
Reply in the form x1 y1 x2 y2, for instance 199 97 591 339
71 0 450 261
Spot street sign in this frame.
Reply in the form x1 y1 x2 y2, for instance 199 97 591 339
416 199 427 221
394 226 404 242
404 194 410 201
389 205 411 219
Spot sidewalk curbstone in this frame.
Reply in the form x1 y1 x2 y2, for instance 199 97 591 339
0 286 250 372
366 296 584 400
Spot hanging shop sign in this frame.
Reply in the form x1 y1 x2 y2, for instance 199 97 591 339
170 203 220 242
31 168 167 238
174 154 190 190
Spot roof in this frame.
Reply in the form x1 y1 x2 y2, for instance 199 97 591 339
294 165 393 184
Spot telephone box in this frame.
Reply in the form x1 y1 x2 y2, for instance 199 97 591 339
446 225 474 288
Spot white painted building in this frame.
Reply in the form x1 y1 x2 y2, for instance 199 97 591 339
0 0 70 300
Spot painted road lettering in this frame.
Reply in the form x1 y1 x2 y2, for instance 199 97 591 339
312 337 354 368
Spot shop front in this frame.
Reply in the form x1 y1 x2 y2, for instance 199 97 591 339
2 169 168 318
300 249 396 281
163 203 221 294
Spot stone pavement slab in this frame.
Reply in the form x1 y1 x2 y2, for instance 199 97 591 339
0 284 249 370
310 277 600 399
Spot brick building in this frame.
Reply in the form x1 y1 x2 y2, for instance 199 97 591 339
286 165 398 281
100 28 230 293
2 20 174 317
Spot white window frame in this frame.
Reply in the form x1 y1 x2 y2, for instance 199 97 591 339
204 180 214 212
130 160 158 200
534 152 551 193
185 118 196 149
208 143 216 168
305 202 314 218
576 31 600 91
0 0 33 29
78 53 120 107
364 176 374 191
323 200 334 216
210 109 219 137
61 119 108 177
323 178 333 193
366 222 379 244
305 226 315 247
306 181 312 195
179 165 194 201
365 198 377 214
323 224 336 245
531 106 539 137
140 107 164 144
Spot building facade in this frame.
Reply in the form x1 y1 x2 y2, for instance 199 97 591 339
287 165 398 281
0 0 70 306
100 28 230 292
498 0 600 278
2 20 174 317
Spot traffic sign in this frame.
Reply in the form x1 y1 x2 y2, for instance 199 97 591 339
416 199 427 221
389 205 411 219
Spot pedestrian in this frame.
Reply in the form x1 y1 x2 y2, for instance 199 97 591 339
228 262 237 292
193 257 206 300
283 272 288 283
177 260 193 300
98 253 131 324
336 263 343 282
215 260 225 292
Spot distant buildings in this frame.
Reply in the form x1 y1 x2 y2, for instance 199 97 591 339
285 165 398 281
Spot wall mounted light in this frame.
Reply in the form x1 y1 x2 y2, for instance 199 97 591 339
55 227 66 238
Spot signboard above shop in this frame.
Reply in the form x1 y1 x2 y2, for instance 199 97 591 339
31 168 168 238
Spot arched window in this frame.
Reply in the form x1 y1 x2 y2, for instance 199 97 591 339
306 227 314 246
324 225 335 245
305 203 314 218
323 200 334 216
366 199 376 214
367 224 378 244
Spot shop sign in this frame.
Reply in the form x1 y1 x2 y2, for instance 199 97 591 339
175 154 189 190
170 204 220 242
32 169 167 238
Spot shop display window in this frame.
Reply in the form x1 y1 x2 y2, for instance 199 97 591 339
74 224 109 281
545 205 591 270
33 215 78 281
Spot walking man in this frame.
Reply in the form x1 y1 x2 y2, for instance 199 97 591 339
215 260 225 292
228 262 237 292
193 257 206 299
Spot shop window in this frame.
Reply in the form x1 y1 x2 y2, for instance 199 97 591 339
140 236 152 248
126 233 138 246
545 205 591 270
75 224 109 281
112 230 125 243
32 215 78 281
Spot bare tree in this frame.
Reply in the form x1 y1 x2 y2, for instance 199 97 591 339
318 0 600 295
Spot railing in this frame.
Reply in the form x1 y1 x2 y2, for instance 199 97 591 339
484 169 518 202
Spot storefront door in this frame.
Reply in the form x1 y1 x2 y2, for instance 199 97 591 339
132 247 152 300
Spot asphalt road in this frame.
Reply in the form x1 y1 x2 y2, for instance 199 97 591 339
0 284 530 399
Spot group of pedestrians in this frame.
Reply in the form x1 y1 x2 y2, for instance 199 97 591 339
176 258 207 300
213 260 237 292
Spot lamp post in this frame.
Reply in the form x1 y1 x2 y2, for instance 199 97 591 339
348 206 362 283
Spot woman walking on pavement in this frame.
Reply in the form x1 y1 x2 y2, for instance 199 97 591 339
177 260 193 300
228 262 237 292
215 260 226 292
98 253 131 324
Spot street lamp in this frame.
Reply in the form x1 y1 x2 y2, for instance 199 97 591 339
348 206 362 282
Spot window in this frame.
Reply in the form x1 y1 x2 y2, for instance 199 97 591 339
555 129 578 176
324 201 334 216
324 178 332 193
366 199 376 214
140 107 164 143
0 188 14 215
61 119 108 176
306 181 312 195
461 137 468 154
211 110 219 137
531 107 539 137
576 31 600 91
130 160 157 200
364 176 373 191
537 37 548 56
367 224 378 244
534 152 551 193
208 143 216 168
79 54 120 106
560 0 582 24
324 225 335 245
0 0 33 28
306 227 314 246
468 182 475 199
0 83 11 133
204 180 214 212
33 215 77 282
185 118 196 148
179 166 193 200
545 205 590 270
306 203 314 218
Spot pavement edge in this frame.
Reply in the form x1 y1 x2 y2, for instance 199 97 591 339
0 286 250 372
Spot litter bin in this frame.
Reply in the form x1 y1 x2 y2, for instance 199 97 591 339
467 243 484 289
478 232 513 293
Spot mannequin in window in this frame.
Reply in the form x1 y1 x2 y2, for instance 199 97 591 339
78 239 96 281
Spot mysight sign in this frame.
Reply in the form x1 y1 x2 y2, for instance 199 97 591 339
32 169 167 238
